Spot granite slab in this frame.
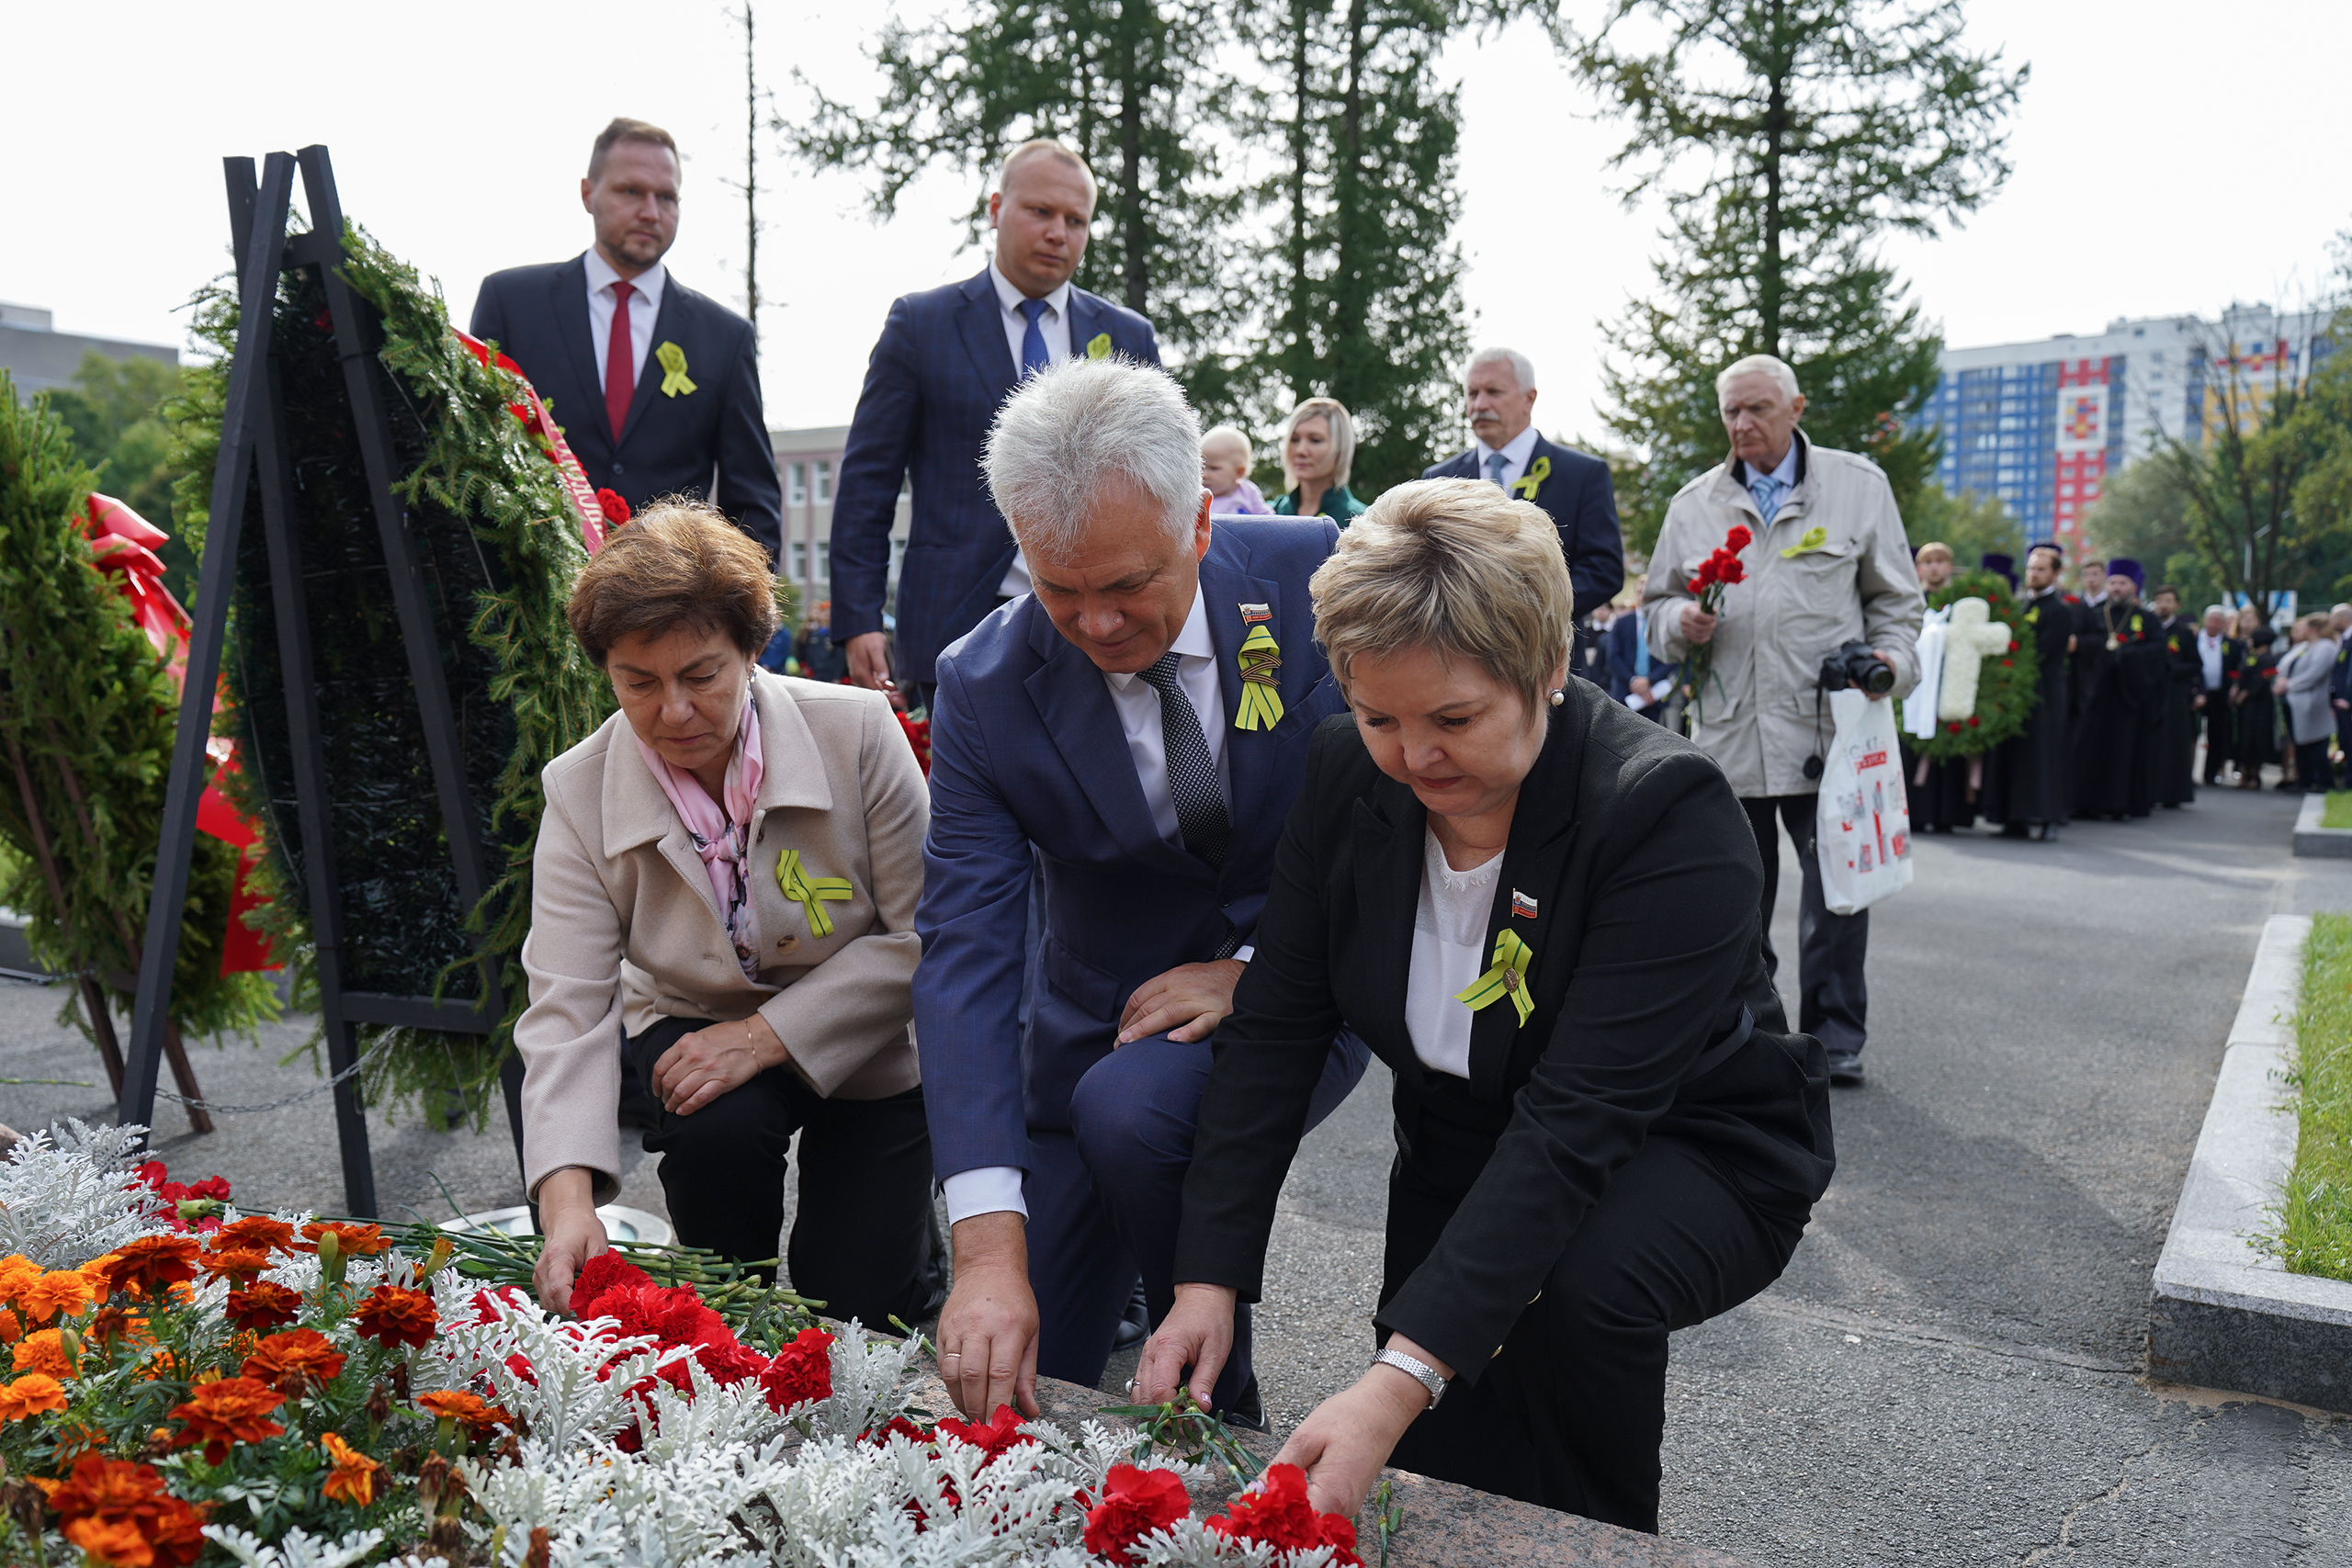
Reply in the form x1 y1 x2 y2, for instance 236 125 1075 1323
901 1368 1747 1565
2292 793 2352 857
2147 913 2352 1411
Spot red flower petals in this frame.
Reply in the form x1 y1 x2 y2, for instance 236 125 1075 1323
758 1327 835 1412
1084 1463 1190 1561
1204 1463 1361 1565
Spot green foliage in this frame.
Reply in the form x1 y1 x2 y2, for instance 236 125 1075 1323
2077 456 2233 613
1893 568 2039 760
2273 910 2352 1283
174 225 613 1123
1572 0 2024 541
43 350 197 603
0 374 279 1053
1904 482 2020 574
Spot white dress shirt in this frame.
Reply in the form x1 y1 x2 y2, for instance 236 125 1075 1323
989 261 1075 597
941 588 1236 1227
583 249 665 397
1473 423 1542 491
2199 629 2225 690
1404 828 1501 1081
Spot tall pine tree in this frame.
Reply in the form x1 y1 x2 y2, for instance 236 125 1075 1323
1573 0 2023 550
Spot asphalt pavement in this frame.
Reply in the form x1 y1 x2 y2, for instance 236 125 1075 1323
3 766 2348 1564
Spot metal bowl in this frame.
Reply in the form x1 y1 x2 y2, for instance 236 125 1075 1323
441 1203 673 1247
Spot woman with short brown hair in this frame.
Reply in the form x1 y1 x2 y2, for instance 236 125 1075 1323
520 501 939 1327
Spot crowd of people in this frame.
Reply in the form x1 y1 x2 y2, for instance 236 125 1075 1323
467 114 2286 1540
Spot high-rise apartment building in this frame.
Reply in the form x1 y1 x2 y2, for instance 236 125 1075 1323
1918 304 2331 562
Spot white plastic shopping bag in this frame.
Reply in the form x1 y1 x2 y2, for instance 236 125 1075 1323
1815 688 1915 915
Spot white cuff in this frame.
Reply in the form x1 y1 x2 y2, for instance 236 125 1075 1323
1233 945 1254 963
943 1166 1028 1226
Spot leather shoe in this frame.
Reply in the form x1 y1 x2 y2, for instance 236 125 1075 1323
1826 1053 1865 1088
1219 1375 1268 1433
1111 1280 1150 1352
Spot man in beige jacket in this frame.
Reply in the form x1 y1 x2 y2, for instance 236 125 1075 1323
1645 354 1923 1087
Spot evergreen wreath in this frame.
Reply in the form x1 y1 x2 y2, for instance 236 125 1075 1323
0 378 280 1055
172 223 615 1124
1896 568 2041 761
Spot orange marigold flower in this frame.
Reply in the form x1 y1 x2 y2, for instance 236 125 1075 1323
19 1268 98 1323
0 1371 68 1419
351 1283 437 1349
300 1222 388 1257
212 1216 297 1254
198 1247 274 1285
97 1236 203 1301
0 1253 39 1302
46 1455 209 1568
417 1388 513 1437
319 1430 380 1506
168 1376 286 1464
0 1304 20 1343
241 1327 345 1389
14 1327 74 1379
224 1280 302 1333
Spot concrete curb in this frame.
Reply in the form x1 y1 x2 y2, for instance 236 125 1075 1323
2147 914 2352 1412
2292 794 2352 857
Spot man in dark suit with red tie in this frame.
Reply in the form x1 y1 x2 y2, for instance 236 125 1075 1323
469 118 782 560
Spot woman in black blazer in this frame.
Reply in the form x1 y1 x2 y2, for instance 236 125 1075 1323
1137 480 1835 1532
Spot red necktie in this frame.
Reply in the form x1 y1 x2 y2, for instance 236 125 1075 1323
605 280 637 442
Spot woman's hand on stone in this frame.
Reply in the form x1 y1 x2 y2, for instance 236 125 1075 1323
1275 1373 1427 1518
532 1168 608 1315
1134 1282 1238 1409
651 1016 784 1115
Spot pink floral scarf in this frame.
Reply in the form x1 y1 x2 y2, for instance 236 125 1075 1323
634 690 764 979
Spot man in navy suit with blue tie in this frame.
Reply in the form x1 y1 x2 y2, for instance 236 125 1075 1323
469 118 781 559
831 141 1161 707
915 358 1370 1427
1422 347 1623 621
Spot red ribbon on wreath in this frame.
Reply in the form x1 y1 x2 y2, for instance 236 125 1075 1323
453 330 617 554
81 494 280 974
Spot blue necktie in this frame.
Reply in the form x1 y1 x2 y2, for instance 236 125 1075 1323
1485 451 1510 490
1019 298 1052 376
1634 612 1649 678
1747 475 1779 524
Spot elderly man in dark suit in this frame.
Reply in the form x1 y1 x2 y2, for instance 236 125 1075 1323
1421 347 1623 620
469 118 781 559
915 357 1369 1430
831 141 1161 708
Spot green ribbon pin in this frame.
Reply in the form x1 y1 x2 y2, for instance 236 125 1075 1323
1086 333 1114 359
1455 928 1534 1028
776 849 851 938
1509 455 1552 501
656 341 697 398
1779 524 1830 558
1234 623 1284 731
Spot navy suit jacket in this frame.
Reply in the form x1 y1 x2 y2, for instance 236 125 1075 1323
1423 435 1624 620
1604 607 1679 703
469 255 782 559
830 268 1161 688
914 518 1346 1179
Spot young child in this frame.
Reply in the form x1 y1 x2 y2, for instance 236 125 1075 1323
1201 424 1272 515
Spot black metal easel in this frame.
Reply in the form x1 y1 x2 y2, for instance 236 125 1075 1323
120 145 507 1215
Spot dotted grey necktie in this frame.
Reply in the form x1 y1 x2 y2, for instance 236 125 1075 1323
1138 651 1230 868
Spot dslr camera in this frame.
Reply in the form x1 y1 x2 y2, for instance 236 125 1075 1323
1817 639 1894 696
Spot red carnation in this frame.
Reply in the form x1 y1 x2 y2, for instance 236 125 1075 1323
2001 659 2014 667
758 1326 836 1412
1084 1463 1191 1561
1204 1463 1362 1564
1967 716 1981 728
1724 524 1753 550
861 1415 933 1448
597 489 632 526
1947 722 1962 734
935 1402 1035 1467
569 1252 653 1319
1715 556 1747 584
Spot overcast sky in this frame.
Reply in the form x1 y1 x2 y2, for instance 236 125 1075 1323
9 0 2347 447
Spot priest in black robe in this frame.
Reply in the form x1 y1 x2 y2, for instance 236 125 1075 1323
2073 559 2166 820
2151 585 2200 807
1982 544 2075 838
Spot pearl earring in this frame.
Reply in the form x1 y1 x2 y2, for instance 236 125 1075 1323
1549 688 1566 706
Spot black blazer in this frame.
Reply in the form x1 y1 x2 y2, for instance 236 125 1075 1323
1171 682 1834 1382
469 254 783 560
1422 436 1625 620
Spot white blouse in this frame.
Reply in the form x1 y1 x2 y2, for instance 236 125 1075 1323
1405 826 1503 1080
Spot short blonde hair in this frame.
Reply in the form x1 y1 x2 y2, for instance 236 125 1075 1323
1281 398 1356 491
1914 541 1953 563
1201 424 1253 464
1308 479 1572 716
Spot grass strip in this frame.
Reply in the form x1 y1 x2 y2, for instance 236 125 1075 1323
2277 912 2352 1280
2323 793 2352 829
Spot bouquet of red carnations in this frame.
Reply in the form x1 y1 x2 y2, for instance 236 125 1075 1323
1676 524 1751 720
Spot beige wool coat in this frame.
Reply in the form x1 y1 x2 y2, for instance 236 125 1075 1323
1644 434 1926 797
515 670 927 1203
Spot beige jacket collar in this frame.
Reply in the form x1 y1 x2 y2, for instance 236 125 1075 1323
600 669 836 861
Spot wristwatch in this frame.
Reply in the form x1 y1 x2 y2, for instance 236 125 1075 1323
1370 1347 1448 1408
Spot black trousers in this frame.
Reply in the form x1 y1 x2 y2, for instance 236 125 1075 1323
2297 738 2335 794
1383 1133 1810 1531
628 1017 944 1330
2201 695 2231 782
1742 795 1868 1059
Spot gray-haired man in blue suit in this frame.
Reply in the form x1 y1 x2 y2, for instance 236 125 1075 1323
830 141 1161 708
914 359 1370 1427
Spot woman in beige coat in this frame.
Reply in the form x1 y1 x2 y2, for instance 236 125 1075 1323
520 502 938 1328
